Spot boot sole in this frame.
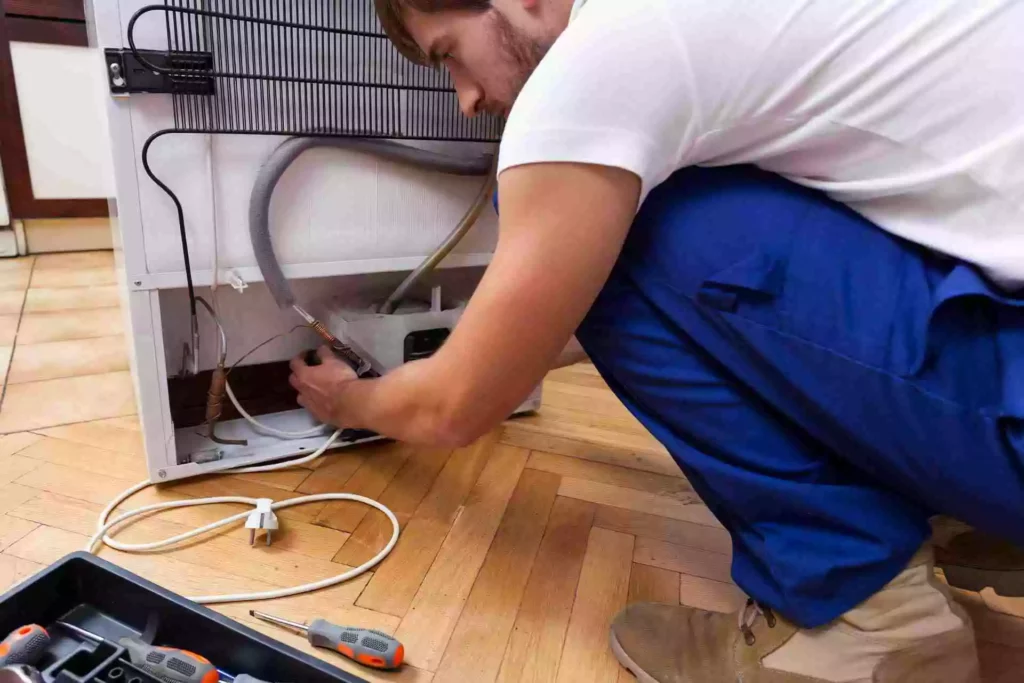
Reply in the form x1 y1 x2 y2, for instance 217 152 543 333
609 630 660 683
941 565 1024 597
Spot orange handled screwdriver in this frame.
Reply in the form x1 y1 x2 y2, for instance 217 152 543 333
119 637 219 683
57 622 218 683
0 625 49 667
249 610 403 670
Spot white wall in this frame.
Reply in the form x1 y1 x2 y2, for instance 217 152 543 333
9 42 115 200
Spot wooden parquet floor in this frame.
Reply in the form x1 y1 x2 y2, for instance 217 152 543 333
1 252 1022 682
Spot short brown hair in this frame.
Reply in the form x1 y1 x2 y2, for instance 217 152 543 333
374 0 492 64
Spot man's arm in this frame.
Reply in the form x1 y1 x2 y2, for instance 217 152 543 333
290 162 639 447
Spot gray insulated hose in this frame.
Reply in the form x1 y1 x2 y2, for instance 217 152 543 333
249 137 494 310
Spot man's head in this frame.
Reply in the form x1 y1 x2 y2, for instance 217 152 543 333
374 0 573 118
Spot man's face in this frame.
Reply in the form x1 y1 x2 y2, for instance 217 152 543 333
403 6 552 119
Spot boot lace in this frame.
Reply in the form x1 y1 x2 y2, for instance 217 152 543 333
738 598 777 646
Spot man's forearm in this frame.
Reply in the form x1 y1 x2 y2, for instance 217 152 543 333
333 359 474 447
335 336 586 445
293 164 637 451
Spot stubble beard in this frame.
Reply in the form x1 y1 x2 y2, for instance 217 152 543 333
491 10 552 116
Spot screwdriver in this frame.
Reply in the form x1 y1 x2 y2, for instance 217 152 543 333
0 626 49 668
57 622 219 683
249 610 404 670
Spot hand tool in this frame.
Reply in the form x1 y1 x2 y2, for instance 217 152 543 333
249 610 403 670
0 626 49 668
119 637 219 683
0 665 44 683
293 307 376 378
57 622 219 683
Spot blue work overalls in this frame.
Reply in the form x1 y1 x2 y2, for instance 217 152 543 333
560 166 1024 628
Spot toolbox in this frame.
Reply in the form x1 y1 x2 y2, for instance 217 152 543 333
0 552 368 683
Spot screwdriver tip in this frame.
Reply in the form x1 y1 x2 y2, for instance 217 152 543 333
249 529 255 546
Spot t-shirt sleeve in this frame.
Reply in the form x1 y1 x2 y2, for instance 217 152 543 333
497 0 698 206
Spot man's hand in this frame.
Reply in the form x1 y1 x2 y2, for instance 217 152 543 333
289 346 359 426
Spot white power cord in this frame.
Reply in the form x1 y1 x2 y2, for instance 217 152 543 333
87 430 399 605
223 378 327 439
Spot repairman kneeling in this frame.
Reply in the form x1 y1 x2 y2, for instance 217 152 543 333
289 1 1024 681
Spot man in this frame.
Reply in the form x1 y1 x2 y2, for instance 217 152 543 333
290 1 1024 680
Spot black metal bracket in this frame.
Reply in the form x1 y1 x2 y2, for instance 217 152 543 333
404 328 452 363
104 48 215 96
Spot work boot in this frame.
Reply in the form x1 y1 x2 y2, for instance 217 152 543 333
610 547 981 683
935 528 1024 597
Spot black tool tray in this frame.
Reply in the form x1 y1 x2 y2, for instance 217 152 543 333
0 552 368 683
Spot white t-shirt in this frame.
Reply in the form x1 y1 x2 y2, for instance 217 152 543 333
498 0 1024 289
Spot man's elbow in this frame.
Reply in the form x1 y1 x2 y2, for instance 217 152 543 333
427 398 499 449
430 411 490 449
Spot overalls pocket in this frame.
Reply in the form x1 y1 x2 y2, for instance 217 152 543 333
662 174 938 378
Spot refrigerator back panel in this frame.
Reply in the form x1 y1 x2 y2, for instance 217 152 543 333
115 0 501 281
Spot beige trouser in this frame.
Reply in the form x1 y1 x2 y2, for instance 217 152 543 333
762 546 975 683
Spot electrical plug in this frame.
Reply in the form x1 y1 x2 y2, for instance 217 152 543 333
245 499 279 546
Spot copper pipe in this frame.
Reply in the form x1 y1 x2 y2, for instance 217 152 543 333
206 364 248 446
